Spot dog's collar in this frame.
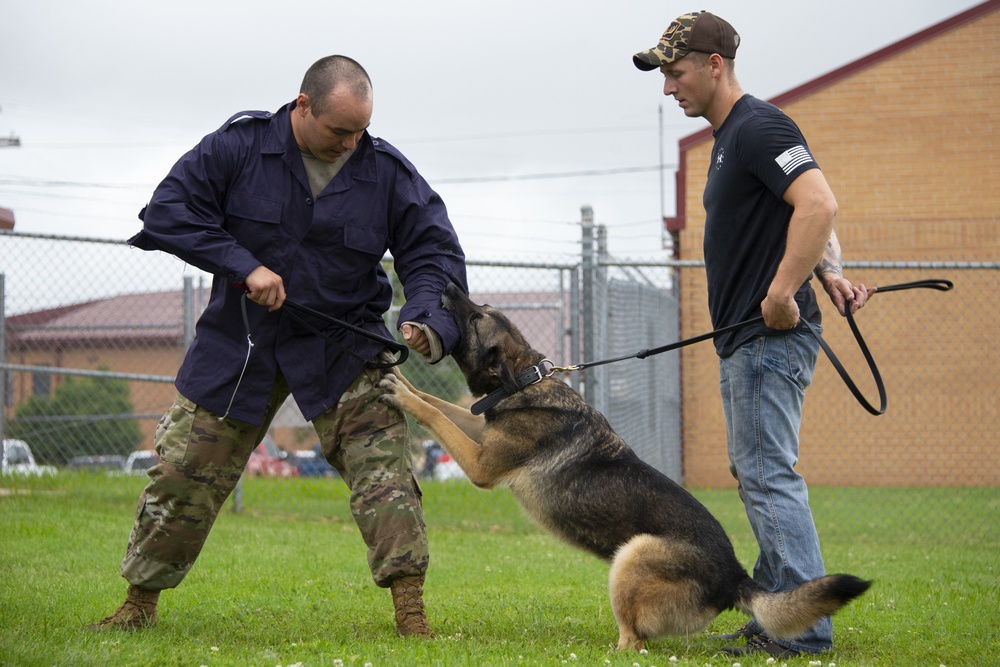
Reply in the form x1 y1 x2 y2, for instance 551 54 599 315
470 359 554 416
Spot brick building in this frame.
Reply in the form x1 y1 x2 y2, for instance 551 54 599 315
665 1 999 487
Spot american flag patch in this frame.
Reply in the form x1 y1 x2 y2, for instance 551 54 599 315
775 145 812 175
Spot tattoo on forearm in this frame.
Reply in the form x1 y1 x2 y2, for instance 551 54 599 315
816 240 843 277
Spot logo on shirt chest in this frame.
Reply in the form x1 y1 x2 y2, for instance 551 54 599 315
714 148 725 170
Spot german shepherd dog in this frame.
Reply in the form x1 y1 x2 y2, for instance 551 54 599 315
378 283 871 651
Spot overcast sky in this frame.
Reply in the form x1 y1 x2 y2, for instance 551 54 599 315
0 0 982 263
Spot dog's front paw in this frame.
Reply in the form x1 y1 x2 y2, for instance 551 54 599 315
378 373 402 392
378 373 412 409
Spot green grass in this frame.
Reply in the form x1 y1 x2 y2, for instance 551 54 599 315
1 474 997 666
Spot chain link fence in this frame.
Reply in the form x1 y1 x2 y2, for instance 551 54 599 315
1 230 997 541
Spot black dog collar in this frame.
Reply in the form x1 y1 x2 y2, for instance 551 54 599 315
470 360 554 416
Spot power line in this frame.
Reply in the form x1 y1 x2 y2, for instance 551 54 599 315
401 125 657 144
0 175 152 190
1 162 675 190
432 164 667 184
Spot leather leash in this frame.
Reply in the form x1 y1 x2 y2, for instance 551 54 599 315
471 279 953 417
280 299 409 369
232 282 408 369
218 285 409 421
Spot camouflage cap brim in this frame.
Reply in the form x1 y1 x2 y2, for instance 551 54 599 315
632 45 690 71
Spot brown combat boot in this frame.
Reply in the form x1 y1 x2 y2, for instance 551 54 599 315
87 584 159 631
389 574 435 638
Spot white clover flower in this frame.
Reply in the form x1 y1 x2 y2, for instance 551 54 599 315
569 654 577 660
640 648 649 654
211 647 219 652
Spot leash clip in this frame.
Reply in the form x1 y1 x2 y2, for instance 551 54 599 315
527 359 555 385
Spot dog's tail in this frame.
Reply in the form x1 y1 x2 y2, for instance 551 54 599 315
735 574 872 641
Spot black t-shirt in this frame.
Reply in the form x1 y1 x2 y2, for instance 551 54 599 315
703 94 822 358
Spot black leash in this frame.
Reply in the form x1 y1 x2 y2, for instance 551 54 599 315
471 279 953 417
232 282 408 369
804 278 952 415
219 285 409 420
280 299 409 369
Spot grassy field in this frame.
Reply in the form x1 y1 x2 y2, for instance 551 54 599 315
1 473 997 667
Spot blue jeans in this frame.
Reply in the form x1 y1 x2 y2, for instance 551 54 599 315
719 329 832 654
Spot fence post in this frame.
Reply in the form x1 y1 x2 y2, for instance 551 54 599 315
183 276 195 348
0 273 5 442
580 206 595 406
568 266 581 394
232 476 244 514
594 224 609 415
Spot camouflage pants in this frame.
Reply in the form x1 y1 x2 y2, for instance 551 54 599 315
120 358 428 590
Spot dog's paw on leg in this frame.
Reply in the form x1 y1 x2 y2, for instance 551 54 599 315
377 374 401 405
378 374 418 411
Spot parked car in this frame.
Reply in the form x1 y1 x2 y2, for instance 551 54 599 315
433 452 465 481
245 438 298 478
291 444 338 478
119 450 159 475
1 439 57 476
419 439 465 481
67 454 127 472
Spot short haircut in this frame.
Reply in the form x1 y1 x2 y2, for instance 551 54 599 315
300 55 372 115
683 51 712 66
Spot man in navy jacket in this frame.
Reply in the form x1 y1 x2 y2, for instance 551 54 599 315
90 55 467 638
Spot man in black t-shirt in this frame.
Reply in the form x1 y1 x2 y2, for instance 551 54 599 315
633 11 872 659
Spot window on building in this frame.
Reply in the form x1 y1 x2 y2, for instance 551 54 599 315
32 370 51 397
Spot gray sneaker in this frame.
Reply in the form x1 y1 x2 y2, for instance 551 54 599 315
721 636 801 659
714 623 759 642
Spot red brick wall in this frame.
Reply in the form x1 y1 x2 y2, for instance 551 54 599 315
677 8 1000 487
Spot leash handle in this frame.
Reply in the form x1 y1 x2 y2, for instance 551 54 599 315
807 311 886 415
813 277 953 415
870 278 953 295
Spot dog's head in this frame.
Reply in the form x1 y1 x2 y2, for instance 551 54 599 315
442 283 545 398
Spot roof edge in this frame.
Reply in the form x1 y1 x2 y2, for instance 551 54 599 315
769 0 999 109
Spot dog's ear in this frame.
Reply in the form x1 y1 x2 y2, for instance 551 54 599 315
492 357 520 394
473 345 517 393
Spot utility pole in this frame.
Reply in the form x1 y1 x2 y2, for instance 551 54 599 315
581 205 595 407
0 106 19 228
0 106 20 147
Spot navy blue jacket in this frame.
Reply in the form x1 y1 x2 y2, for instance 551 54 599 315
129 101 467 424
